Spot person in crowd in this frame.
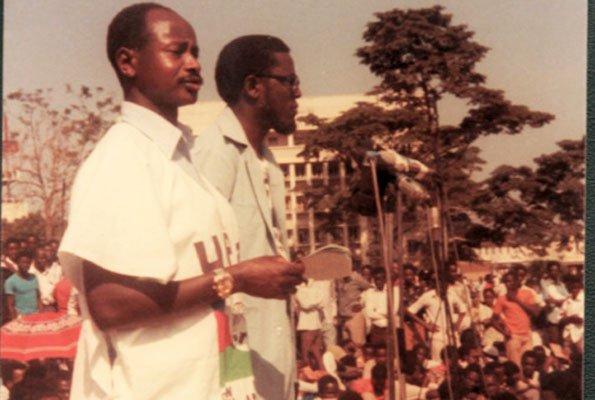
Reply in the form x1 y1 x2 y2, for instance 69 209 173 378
1 238 20 274
337 270 371 349
315 375 340 400
30 247 61 311
515 351 540 400
470 288 503 350
558 274 584 354
540 261 568 344
296 279 325 368
320 278 338 348
338 391 364 400
1 360 27 399
360 265 373 284
24 235 39 254
491 271 540 366
58 4 304 398
53 275 79 316
4 250 40 320
2 238 21 324
407 278 466 361
362 268 399 346
192 33 302 399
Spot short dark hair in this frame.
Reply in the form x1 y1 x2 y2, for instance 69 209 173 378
317 374 338 393
16 249 34 261
521 350 537 364
106 3 172 79
215 35 290 105
371 267 386 277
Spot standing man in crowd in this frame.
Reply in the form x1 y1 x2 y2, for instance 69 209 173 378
492 270 540 367
193 34 302 399
59 5 303 398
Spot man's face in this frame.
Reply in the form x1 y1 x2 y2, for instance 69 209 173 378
16 256 31 274
483 290 494 307
375 347 387 364
26 235 38 249
404 267 415 283
504 274 519 293
373 272 386 290
483 374 500 397
464 371 480 390
522 356 537 377
517 268 527 282
549 264 561 279
261 52 301 135
5 242 19 260
132 9 202 110
34 250 48 271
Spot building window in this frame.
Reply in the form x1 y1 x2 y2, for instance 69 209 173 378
328 161 340 177
312 162 323 177
298 228 309 244
295 163 305 178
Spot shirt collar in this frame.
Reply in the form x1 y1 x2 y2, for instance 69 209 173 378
216 106 249 146
119 101 195 159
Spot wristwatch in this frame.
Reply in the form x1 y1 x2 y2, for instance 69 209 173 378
213 268 234 299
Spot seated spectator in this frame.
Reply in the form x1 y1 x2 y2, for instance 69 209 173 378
4 250 40 319
338 391 363 400
337 354 361 384
516 351 540 400
361 363 430 400
1 360 27 399
362 344 387 379
315 375 340 400
541 369 582 400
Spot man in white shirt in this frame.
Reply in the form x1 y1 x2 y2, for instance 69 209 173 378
30 247 61 310
408 281 465 361
362 268 399 345
540 262 569 345
59 4 303 399
193 35 303 399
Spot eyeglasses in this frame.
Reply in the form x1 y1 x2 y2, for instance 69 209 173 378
256 73 300 89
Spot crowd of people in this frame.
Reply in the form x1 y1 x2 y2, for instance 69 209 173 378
1 235 79 400
292 260 584 400
3 234 583 400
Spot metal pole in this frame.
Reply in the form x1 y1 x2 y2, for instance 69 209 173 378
394 189 406 400
369 160 396 400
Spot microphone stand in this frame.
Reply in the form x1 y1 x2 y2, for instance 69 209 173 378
369 159 402 400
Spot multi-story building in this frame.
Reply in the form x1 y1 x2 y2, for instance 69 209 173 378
180 94 370 257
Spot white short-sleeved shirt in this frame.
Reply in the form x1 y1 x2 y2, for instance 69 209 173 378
59 102 255 400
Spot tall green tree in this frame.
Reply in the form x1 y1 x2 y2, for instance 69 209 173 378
300 6 554 260
3 85 119 240
474 138 584 253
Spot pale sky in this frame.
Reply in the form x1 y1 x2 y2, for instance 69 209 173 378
3 0 587 179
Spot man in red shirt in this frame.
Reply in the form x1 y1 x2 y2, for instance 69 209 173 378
492 270 541 366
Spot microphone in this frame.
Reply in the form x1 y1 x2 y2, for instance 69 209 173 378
365 150 433 180
397 175 431 202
